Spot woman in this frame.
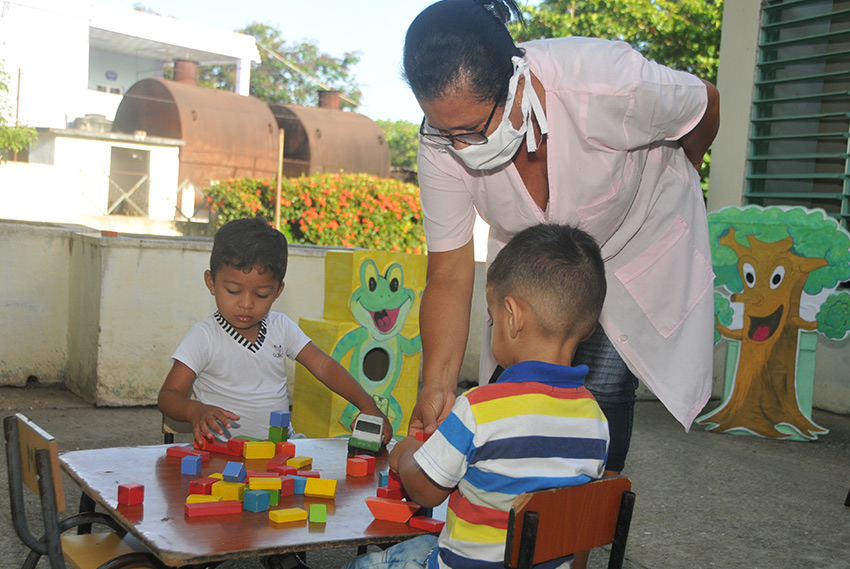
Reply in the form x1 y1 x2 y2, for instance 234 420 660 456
405 0 720 480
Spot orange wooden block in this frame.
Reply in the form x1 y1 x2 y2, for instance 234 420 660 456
166 445 210 462
184 500 242 517
353 454 376 474
277 442 296 457
409 516 445 532
387 469 402 488
365 497 420 523
347 458 369 477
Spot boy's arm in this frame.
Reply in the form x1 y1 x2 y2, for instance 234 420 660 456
295 342 394 442
158 360 239 445
389 436 453 507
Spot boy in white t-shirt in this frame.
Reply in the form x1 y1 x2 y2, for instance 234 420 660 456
158 217 392 446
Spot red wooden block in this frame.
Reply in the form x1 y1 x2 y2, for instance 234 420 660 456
377 485 404 500
414 431 431 442
270 464 298 477
347 458 369 477
365 497 420 523
353 454 376 474
166 445 210 462
247 470 278 479
227 438 248 456
197 439 240 456
298 470 321 478
277 442 296 457
279 475 295 496
409 516 445 532
388 469 403 488
117 483 144 505
184 500 242 517
189 476 219 495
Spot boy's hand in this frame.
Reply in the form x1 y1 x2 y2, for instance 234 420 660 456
189 404 240 446
350 408 394 446
389 435 423 472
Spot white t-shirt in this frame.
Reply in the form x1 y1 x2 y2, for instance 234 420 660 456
418 37 715 428
172 311 311 439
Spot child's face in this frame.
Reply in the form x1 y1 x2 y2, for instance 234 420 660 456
486 286 514 369
205 265 284 338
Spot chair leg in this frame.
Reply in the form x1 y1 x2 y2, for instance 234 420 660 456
164 433 174 444
516 511 539 569
607 491 636 569
77 491 97 534
845 486 850 507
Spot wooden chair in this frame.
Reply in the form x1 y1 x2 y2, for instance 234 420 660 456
161 414 193 444
504 477 635 569
4 413 164 569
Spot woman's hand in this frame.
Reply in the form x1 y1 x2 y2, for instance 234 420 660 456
407 385 456 436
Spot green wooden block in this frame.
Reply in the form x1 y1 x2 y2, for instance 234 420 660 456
309 503 327 523
266 488 280 507
269 425 287 443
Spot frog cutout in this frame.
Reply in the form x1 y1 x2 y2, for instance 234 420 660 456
333 259 422 433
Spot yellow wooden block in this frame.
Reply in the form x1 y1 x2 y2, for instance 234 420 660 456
304 477 337 499
186 494 223 504
210 480 246 502
210 472 223 480
286 456 313 469
269 507 308 524
249 477 282 490
243 441 276 459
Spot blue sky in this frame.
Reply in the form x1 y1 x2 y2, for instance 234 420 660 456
98 0 437 123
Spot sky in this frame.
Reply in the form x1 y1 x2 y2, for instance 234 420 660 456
98 0 438 123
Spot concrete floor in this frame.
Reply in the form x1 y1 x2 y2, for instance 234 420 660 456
1 385 849 569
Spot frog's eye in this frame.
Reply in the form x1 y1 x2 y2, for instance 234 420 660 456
369 277 377 291
386 264 404 293
362 260 379 291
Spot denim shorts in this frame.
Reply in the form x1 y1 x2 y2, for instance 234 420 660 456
344 535 438 569
573 326 639 473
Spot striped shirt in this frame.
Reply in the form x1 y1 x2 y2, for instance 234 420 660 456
414 360 610 569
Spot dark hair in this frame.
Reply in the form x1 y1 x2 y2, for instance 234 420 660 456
403 0 525 104
209 218 288 283
487 224 606 339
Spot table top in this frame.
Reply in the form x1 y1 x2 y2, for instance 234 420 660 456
59 439 440 567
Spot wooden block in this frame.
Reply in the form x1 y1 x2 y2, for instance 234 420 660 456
269 464 298 477
181 455 202 476
409 516 445 532
377 485 405 500
209 472 223 480
298 470 321 478
365 497 420 523
189 476 219 495
277 442 296 457
304 477 337 499
269 507 307 524
186 494 222 504
414 431 431 442
388 469 402 488
211 480 246 502
286 456 313 469
247 470 278 479
289 475 308 495
266 488 280 506
309 503 327 523
249 476 282 491
379 470 389 486
222 461 246 483
117 483 144 506
354 454 376 474
184 500 242 517
198 439 241 456
244 441 276 460
347 458 369 477
227 438 248 456
268 425 287 443
270 410 291 428
166 445 210 462
243 489 271 512
279 475 295 496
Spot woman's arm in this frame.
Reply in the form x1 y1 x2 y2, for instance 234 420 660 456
408 240 476 436
679 78 720 170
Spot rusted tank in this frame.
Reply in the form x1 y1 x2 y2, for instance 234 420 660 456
112 78 279 191
269 91 390 178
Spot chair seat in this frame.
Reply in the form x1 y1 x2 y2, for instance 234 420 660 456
61 532 149 569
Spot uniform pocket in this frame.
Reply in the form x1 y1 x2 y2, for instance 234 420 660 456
613 215 713 338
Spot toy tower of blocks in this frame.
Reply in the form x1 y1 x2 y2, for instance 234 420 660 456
293 250 425 438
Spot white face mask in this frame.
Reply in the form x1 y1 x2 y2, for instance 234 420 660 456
451 56 549 171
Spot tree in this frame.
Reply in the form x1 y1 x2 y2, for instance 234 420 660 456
377 119 419 172
198 22 363 109
512 0 723 191
0 63 37 161
700 206 850 439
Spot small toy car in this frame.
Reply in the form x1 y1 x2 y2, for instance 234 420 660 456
348 414 385 455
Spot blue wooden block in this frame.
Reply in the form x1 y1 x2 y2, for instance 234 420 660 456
222 460 246 483
379 470 389 487
290 474 308 495
243 489 270 512
181 455 202 476
270 410 291 429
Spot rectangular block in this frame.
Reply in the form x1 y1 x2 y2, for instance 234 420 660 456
189 476 219 495
211 480 246 502
186 494 222 504
279 475 295 497
222 461 247 483
309 503 327 523
290 475 308 495
197 439 240 456
414 431 431 442
227 438 247 456
388 469 402 488
270 410 291 428
277 442 296 457
185 500 242 517
304 477 337 499
243 489 271 512
287 456 313 469
269 507 308 524
117 483 144 506
268 426 287 443
298 470 320 479
409 516 445 532
377 485 404 500
379 470 389 487
181 455 203 476
347 458 369 477
243 441 276 460
354 454 377 474
270 464 298 477
166 445 210 462
267 489 280 507
247 470 278 478
365 497 420 523
249 477 282 491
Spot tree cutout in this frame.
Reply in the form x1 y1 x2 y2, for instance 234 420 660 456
698 206 850 440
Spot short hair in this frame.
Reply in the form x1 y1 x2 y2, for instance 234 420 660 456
487 224 606 340
403 0 524 104
209 218 288 283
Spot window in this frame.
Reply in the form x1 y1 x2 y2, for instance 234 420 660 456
746 0 850 228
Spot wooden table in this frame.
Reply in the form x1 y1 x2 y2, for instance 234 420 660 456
59 439 439 567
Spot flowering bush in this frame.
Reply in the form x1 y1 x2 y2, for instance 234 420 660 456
204 173 426 254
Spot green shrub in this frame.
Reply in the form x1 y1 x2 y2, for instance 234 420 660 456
204 172 426 254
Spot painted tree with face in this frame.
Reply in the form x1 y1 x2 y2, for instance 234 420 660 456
699 206 850 439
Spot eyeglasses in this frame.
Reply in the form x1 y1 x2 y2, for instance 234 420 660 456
419 90 502 146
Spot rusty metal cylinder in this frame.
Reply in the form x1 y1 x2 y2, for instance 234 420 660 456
173 60 199 85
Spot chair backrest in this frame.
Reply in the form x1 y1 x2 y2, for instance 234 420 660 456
161 414 193 444
504 477 635 569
